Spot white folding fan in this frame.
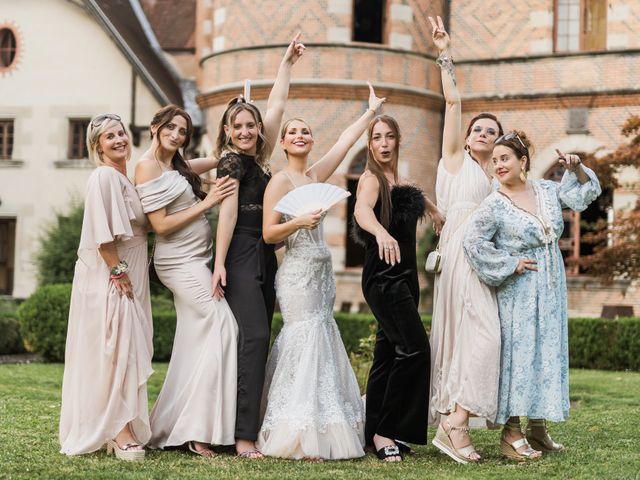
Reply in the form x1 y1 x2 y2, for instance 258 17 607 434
274 183 351 217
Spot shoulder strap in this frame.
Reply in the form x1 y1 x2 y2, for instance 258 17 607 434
282 171 298 188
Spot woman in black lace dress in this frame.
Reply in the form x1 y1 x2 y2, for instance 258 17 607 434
353 115 443 462
212 35 305 458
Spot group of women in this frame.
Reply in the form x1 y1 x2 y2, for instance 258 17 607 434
59 22 601 465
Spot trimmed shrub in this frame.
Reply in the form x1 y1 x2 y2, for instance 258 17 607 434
0 299 24 354
569 317 640 371
17 284 72 361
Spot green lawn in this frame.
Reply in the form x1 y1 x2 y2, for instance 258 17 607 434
0 364 638 480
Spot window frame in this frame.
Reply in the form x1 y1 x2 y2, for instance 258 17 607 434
352 0 387 45
0 25 19 72
67 118 90 160
553 0 607 53
0 119 14 160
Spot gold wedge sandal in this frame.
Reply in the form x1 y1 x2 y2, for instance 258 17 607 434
500 419 542 461
526 419 565 452
432 419 481 464
106 439 145 462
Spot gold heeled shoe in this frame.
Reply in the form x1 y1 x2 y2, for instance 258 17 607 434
526 419 565 452
500 420 542 461
106 439 145 462
432 419 481 464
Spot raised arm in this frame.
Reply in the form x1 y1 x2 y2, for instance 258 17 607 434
262 173 322 244
307 83 386 183
428 16 463 173
353 172 400 265
262 33 306 158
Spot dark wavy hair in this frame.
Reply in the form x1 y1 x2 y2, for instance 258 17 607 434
150 105 205 200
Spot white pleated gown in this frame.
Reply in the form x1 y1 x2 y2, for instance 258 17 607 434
429 152 501 425
60 166 153 455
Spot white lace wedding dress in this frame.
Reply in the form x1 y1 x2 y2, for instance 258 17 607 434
256 210 365 459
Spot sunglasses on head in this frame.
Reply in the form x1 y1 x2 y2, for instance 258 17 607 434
90 113 122 128
496 132 527 151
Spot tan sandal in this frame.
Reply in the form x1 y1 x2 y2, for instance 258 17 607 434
500 420 542 461
526 419 565 452
432 419 480 464
188 441 216 458
106 439 145 462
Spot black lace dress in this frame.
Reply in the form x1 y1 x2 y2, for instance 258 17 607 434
217 152 277 441
353 184 430 446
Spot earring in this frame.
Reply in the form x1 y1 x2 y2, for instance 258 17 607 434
520 168 527 182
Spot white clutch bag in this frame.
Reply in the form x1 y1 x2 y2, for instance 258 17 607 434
424 243 442 274
274 183 351 217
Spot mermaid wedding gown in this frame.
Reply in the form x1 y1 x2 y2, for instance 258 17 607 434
257 192 365 459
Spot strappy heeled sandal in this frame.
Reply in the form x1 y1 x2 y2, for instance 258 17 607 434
432 419 480 464
106 439 145 462
526 419 565 452
188 441 216 458
500 420 542 461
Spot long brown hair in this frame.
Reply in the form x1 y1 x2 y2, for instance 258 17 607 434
215 97 269 169
366 115 401 229
150 105 205 200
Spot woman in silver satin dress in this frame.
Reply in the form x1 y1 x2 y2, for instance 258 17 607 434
134 105 237 457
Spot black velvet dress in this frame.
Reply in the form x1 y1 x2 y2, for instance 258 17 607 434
217 152 277 441
353 184 430 446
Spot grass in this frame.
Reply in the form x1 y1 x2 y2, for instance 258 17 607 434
1 365 639 480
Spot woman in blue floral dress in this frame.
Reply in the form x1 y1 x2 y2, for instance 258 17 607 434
464 130 601 461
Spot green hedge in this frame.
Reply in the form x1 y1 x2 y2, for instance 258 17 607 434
17 284 72 361
13 283 640 371
569 317 640 371
0 299 24 355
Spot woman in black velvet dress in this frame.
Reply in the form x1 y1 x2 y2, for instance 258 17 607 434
212 35 305 458
353 115 443 461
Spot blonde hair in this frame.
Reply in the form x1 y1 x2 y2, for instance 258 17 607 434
280 117 312 158
86 116 130 167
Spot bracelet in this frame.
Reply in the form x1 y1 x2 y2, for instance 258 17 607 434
367 108 377 115
435 51 453 68
110 272 125 280
110 260 128 277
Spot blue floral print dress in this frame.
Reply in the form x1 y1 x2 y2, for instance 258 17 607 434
463 167 601 424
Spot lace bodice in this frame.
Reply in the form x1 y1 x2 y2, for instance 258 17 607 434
217 152 270 230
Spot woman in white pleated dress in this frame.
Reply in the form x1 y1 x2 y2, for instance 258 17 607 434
134 105 237 457
60 114 152 461
428 17 504 464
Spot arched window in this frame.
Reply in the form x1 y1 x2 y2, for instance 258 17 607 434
0 27 17 71
345 148 367 267
353 0 385 44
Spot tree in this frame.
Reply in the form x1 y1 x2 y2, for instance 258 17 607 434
36 202 84 285
578 115 640 281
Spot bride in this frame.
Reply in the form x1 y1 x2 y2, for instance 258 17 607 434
257 84 385 459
